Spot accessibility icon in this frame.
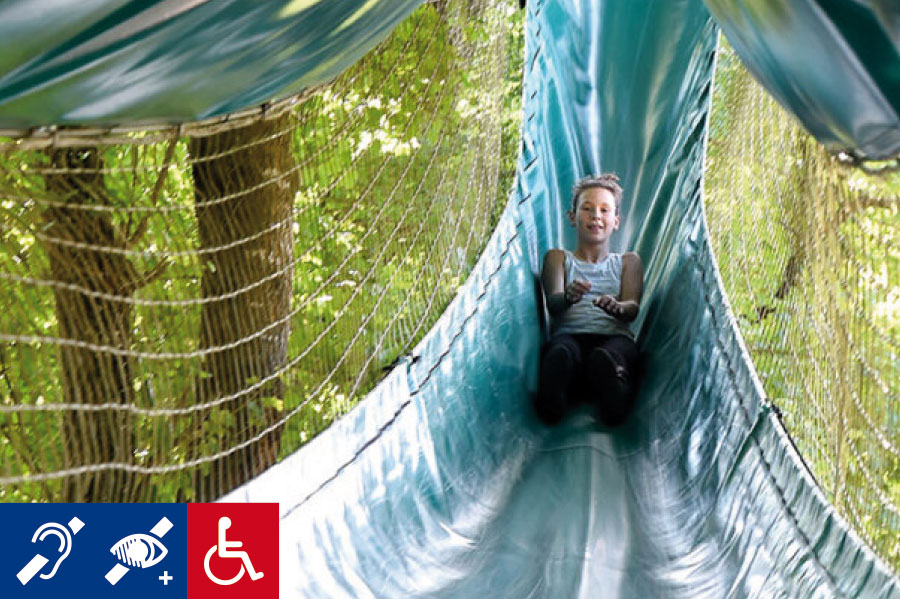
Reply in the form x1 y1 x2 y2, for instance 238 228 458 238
187 503 277 598
105 517 173 586
16 517 85 585
2 504 186 599
203 517 263 585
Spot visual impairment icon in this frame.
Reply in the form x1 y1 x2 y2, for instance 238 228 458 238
105 517 173 585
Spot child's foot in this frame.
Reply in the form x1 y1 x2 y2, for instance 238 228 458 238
586 348 630 418
534 345 575 425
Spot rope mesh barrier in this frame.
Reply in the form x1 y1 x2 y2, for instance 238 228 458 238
0 0 523 502
704 37 900 572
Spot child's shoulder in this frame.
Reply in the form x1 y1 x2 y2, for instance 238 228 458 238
543 248 568 263
620 251 643 269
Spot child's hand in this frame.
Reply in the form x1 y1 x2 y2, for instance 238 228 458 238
594 294 624 316
564 279 591 304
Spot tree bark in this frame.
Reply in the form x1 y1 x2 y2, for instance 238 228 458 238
189 114 295 500
43 147 138 501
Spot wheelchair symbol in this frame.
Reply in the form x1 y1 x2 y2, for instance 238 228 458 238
203 517 264 586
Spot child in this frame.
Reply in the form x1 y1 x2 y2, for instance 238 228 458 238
534 173 643 426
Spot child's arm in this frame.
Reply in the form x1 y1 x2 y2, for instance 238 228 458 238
594 252 643 322
542 249 590 315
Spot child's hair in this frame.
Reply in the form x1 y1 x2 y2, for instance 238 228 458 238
571 173 623 212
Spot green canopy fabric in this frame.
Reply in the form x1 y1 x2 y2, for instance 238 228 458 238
703 0 900 159
0 0 422 128
223 0 900 597
2 0 898 162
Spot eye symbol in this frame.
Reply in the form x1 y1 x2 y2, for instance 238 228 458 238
110 534 168 568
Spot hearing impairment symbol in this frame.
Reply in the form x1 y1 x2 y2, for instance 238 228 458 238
105 517 173 586
16 517 85 585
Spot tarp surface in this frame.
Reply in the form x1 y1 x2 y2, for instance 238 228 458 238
2 0 897 162
225 0 900 598
703 0 900 159
0 0 422 128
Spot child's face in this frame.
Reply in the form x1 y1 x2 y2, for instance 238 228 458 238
568 187 619 244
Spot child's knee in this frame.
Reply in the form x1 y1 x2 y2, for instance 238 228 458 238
539 340 579 386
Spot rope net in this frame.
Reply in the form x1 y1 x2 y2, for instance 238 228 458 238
705 38 900 571
0 0 523 502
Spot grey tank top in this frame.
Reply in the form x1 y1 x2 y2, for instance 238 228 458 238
552 250 634 339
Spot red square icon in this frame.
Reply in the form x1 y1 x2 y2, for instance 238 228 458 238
187 503 278 599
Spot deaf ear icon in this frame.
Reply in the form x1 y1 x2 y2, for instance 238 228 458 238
17 517 85 585
33 523 73 579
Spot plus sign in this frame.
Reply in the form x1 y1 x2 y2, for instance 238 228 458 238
159 571 173 586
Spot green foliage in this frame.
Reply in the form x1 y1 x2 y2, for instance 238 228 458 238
0 0 523 502
706 36 899 572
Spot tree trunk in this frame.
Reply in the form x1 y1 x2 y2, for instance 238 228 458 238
189 114 295 500
43 147 138 502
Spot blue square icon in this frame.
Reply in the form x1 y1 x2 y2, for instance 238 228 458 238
0 504 186 599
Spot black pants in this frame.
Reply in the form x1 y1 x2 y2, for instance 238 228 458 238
534 333 639 427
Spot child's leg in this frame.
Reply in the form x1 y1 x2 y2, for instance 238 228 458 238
583 334 639 426
534 334 582 425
